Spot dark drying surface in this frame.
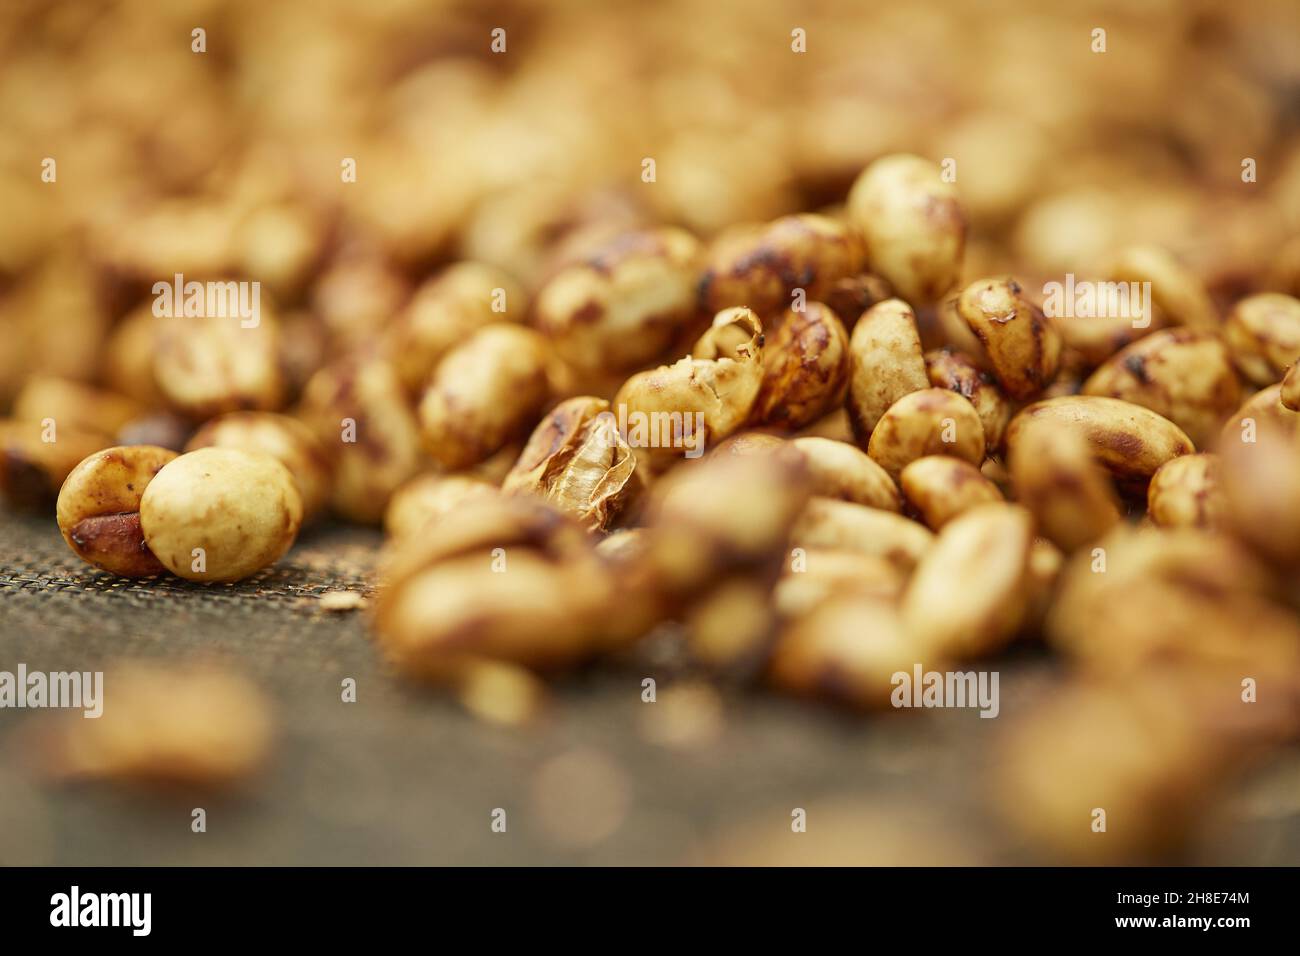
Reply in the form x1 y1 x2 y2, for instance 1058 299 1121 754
1 510 1297 866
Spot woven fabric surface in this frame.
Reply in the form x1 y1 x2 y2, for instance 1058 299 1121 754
1 510 1296 865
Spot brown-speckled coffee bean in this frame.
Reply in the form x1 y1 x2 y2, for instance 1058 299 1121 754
1009 421 1120 552
699 214 865 319
769 596 925 710
375 497 614 680
299 358 423 525
0 420 109 510
924 348 1013 450
385 262 527 394
867 388 985 478
1147 453 1225 530
56 445 177 576
751 302 850 430
614 308 765 466
153 305 286 419
954 277 1061 400
384 473 500 542
899 455 1004 530
419 325 553 471
846 154 966 306
535 227 701 375
1005 396 1194 485
1082 328 1241 449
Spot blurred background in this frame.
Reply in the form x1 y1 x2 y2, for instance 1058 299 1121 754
3 0 1300 866
3 0 1300 394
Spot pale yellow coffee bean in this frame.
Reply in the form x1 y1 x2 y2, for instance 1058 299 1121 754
774 549 906 620
1281 364 1300 412
1008 421 1120 552
1220 430 1300 565
1104 244 1217 330
1224 292 1300 386
770 597 932 710
153 305 286 419
790 436 901 512
846 154 966 306
1024 537 1064 633
12 375 144 441
35 662 273 787
791 496 933 573
1217 383 1299 446
140 447 303 582
384 473 499 542
901 503 1034 658
186 411 333 522
847 298 928 441
385 261 526 393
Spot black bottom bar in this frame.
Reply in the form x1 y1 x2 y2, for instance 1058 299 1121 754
0 866 1284 941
